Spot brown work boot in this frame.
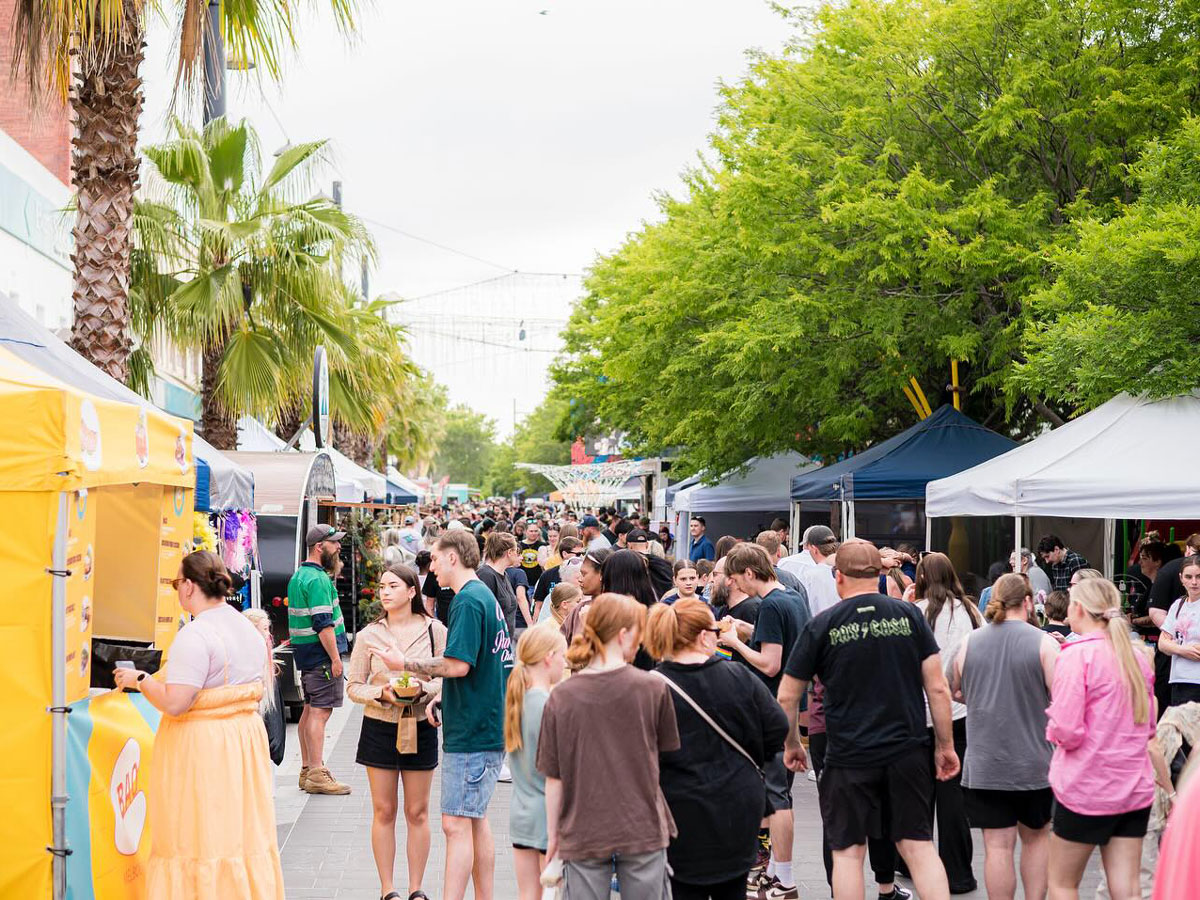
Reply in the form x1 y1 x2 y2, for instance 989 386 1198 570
298 766 310 789
303 766 351 795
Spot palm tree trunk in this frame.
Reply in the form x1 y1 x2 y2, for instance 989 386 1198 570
200 341 238 449
68 0 144 382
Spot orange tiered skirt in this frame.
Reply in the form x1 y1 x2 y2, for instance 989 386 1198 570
147 682 284 899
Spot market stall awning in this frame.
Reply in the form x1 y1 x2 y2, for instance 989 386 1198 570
675 452 817 513
926 392 1200 519
385 467 421 504
790 405 1017 501
0 302 251 508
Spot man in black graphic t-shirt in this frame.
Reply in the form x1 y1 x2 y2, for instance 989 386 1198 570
778 539 959 900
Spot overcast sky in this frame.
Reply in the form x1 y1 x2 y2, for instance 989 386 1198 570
142 0 796 435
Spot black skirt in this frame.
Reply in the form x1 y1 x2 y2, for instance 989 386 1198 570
356 714 439 771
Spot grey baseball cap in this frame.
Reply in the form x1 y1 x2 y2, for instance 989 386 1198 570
306 523 346 546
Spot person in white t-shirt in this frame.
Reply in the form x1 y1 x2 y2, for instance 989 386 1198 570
780 526 842 618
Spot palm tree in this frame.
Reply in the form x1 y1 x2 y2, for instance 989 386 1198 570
11 0 357 382
132 116 374 448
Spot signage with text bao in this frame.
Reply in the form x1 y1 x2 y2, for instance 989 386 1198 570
312 346 330 449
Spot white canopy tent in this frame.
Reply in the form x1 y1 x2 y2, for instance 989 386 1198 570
926 392 1200 577
673 453 818 553
386 467 426 503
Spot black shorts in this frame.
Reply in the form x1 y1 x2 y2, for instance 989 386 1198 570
355 715 439 771
963 787 1053 830
299 666 344 708
817 746 933 850
1052 801 1151 846
764 750 795 813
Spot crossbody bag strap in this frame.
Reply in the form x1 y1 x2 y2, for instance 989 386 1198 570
652 670 762 777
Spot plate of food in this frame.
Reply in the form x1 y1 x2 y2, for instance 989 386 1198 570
389 673 422 704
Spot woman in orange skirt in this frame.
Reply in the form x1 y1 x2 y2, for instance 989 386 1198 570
114 550 284 899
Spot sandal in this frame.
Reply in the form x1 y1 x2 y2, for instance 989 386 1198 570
381 893 402 900
407 893 430 900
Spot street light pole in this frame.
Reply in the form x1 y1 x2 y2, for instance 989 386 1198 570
202 0 226 124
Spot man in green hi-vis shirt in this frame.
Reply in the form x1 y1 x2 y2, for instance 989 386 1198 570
288 523 351 795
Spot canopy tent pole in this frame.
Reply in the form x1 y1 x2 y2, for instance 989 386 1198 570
847 500 857 539
790 502 801 554
925 514 933 552
1103 519 1116 580
1014 516 1023 574
50 492 69 900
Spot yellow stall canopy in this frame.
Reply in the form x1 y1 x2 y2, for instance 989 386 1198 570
0 345 195 900
0 347 194 491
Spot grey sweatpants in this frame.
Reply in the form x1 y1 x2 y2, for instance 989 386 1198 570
563 849 672 900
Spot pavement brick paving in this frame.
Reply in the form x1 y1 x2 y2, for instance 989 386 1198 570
277 705 1103 899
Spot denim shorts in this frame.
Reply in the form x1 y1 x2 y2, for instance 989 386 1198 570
441 750 505 818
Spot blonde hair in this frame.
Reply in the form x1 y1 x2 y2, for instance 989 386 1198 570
504 622 567 753
644 599 714 660
566 592 646 669
241 608 277 713
985 573 1032 623
1071 579 1150 725
549 582 582 625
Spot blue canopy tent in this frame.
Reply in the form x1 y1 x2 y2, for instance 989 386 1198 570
789 405 1017 548
0 300 253 510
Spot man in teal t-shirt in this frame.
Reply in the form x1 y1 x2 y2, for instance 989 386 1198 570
371 529 512 900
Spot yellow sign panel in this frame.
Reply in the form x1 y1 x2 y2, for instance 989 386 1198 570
154 486 192 655
66 488 99 704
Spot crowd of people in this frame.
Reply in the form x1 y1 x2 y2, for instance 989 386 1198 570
108 501 1200 900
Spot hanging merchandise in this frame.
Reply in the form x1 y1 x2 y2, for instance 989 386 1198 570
193 511 219 553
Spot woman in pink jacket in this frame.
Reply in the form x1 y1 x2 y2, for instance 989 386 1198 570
1045 578 1155 900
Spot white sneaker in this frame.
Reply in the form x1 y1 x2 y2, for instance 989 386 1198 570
498 762 512 783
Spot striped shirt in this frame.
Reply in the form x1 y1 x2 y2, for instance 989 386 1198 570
287 562 348 671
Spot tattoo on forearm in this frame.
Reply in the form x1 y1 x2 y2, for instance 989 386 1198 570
406 656 452 678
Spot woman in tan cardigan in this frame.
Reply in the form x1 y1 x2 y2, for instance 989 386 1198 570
348 563 447 900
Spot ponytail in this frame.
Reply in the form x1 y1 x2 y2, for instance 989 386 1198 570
565 592 645 669
1071 579 1150 725
644 599 713 660
504 622 567 753
985 573 1031 623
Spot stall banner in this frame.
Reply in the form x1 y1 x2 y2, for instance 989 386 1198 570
66 487 98 704
65 690 161 900
154 486 192 654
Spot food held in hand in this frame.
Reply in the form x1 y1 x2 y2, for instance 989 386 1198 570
718 618 733 634
389 672 422 703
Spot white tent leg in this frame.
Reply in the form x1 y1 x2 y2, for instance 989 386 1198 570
847 500 856 539
925 515 933 552
50 492 69 900
1104 518 1116 580
1014 516 1023 571
790 502 801 554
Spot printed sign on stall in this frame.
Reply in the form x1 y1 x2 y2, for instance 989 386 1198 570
65 690 160 900
66 488 98 704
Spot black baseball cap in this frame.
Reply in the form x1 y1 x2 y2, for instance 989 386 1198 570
626 528 650 545
306 523 346 547
580 514 601 528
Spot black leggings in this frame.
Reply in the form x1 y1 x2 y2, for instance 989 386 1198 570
926 718 976 893
809 732 897 885
670 873 750 900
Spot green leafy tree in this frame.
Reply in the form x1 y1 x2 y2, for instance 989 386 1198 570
554 0 1200 477
488 395 573 497
131 116 373 449
1014 117 1200 407
432 405 497 488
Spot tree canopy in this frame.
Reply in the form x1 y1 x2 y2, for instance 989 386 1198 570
553 0 1200 479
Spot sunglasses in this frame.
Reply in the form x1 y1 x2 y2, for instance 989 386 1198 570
704 626 722 635
170 577 186 590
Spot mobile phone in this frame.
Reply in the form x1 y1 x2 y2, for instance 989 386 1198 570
114 660 134 670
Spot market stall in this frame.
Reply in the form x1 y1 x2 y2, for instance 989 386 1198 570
787 406 1017 586
673 453 818 553
926 392 1200 576
0 348 194 900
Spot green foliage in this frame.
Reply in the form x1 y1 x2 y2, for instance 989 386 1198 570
433 405 498 488
1014 117 1200 407
488 395 574 497
554 0 1200 477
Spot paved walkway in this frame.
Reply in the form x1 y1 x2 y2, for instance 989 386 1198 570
276 706 1103 899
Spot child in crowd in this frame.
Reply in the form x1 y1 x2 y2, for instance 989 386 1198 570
1042 590 1073 639
505 622 569 900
